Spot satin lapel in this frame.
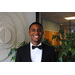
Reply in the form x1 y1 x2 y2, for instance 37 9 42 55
26 43 32 62
27 42 47 62
41 43 46 62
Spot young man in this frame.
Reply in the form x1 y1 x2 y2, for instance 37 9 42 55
15 22 56 62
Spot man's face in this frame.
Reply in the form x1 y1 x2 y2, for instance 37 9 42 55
29 24 43 44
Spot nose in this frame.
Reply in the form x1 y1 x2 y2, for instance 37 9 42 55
35 30 39 34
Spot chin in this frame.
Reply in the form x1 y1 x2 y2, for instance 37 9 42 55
34 40 41 42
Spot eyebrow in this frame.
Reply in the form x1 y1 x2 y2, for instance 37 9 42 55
31 27 42 29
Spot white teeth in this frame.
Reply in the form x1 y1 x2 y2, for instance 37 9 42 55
34 36 39 38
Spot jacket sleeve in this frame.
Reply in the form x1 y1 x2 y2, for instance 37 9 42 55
15 49 22 62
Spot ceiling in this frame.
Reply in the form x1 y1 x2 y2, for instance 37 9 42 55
41 12 75 29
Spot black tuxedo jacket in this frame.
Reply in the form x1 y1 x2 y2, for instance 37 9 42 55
15 42 56 62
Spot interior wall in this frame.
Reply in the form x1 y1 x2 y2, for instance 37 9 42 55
0 12 36 62
42 18 60 44
42 18 60 31
25 12 36 41
25 12 36 26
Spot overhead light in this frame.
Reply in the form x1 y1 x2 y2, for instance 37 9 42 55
65 16 75 20
60 24 63 26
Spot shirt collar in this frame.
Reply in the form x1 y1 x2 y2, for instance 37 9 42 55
30 42 42 47
30 42 42 50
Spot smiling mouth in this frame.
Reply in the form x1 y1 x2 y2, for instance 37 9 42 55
34 36 39 38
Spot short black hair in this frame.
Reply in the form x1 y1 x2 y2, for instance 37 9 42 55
29 22 43 31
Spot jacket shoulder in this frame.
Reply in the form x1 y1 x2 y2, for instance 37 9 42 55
42 42 54 49
17 43 29 51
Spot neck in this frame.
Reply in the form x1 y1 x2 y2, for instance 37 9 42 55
31 41 41 46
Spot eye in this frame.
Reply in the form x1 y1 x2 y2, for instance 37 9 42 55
37 29 42 32
32 29 35 32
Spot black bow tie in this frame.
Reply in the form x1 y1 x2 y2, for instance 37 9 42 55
32 45 42 49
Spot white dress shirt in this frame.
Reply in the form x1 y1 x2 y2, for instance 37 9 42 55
30 42 42 62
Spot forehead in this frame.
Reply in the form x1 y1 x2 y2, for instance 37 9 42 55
30 24 42 29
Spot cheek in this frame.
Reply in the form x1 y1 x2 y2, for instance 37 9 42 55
40 32 43 35
29 32 33 37
29 32 31 36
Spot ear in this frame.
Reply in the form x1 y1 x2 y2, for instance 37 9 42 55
42 31 44 35
28 31 30 36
